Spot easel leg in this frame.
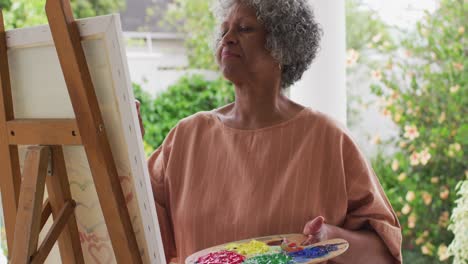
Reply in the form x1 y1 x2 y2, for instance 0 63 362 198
11 146 50 264
0 10 22 255
45 146 84 263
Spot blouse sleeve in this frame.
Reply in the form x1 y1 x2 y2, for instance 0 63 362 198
341 133 403 263
148 129 178 263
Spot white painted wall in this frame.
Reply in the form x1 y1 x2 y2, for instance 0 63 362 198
290 0 347 125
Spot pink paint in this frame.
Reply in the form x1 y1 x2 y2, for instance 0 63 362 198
196 250 245 264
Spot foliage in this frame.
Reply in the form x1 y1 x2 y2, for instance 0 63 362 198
448 180 468 264
370 0 467 262
345 0 395 127
345 0 394 52
134 75 234 154
1 0 125 29
163 0 218 70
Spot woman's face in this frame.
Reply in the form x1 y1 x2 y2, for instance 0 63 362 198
216 3 279 85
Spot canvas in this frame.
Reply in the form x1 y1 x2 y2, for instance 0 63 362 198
4 14 164 264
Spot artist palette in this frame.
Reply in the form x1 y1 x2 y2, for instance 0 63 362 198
186 234 349 264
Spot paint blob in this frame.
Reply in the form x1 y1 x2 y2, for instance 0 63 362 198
225 240 270 256
196 250 245 264
288 243 343 262
242 253 293 264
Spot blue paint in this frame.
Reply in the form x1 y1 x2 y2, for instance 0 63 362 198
287 243 344 262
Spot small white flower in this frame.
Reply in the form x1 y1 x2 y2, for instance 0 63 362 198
419 149 431 165
450 85 460 93
404 125 420 140
346 49 360 67
371 70 383 81
405 191 415 202
458 26 465 34
391 159 399 171
410 152 420 166
401 204 411 215
372 33 382 43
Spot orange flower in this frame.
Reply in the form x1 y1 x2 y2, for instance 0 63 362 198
438 211 449 228
440 187 449 200
422 191 432 205
408 214 417 229
453 62 464 71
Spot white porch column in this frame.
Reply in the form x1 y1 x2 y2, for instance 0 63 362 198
290 0 347 125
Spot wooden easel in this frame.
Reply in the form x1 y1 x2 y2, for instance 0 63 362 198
0 0 142 263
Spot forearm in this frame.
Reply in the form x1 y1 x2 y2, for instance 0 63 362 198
325 224 395 264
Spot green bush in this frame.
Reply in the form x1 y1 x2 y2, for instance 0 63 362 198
370 0 467 262
448 180 468 264
133 74 234 155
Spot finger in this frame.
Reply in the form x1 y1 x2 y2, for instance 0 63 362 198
135 100 141 111
301 232 323 246
303 216 325 235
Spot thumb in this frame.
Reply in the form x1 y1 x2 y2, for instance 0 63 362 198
303 216 325 235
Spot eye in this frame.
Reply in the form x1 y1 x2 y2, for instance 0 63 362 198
239 26 253 32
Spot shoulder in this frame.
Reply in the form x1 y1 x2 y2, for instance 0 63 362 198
300 108 350 138
175 110 216 131
162 110 218 145
300 108 363 154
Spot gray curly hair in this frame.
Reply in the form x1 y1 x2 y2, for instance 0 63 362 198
213 0 322 89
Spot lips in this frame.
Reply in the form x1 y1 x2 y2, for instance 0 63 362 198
222 50 241 58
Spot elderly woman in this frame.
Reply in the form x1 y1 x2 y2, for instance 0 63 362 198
146 0 402 263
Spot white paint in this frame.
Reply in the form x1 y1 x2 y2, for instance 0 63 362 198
290 0 347 125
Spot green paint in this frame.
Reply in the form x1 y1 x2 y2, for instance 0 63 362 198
243 253 292 264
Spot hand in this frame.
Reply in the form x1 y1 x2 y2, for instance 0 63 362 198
302 216 329 245
135 100 145 137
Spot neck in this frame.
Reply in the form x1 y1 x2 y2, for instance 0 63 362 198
228 77 291 127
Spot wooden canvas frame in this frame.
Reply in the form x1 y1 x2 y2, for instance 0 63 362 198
0 1 165 262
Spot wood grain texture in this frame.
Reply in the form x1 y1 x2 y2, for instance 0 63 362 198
45 145 84 263
11 146 50 264
40 200 52 230
7 119 82 145
0 9 22 256
45 0 141 262
32 200 76 264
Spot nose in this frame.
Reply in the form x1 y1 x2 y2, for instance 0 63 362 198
221 29 238 46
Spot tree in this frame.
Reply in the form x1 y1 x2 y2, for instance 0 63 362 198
134 76 234 154
370 0 466 262
1 0 125 30
163 0 218 70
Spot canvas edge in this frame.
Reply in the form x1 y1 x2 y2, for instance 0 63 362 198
102 14 167 264
5 15 113 47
